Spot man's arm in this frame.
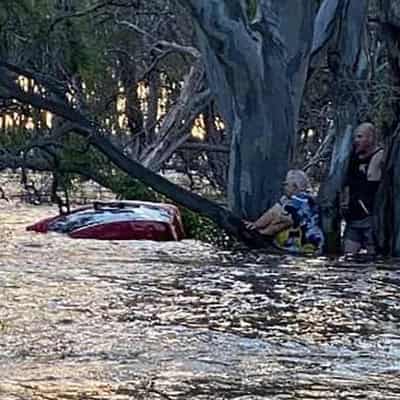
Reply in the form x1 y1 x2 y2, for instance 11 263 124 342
340 185 350 205
367 149 384 181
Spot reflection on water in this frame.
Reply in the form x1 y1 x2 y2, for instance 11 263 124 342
1 202 400 399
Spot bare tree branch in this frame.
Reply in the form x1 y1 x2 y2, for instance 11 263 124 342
179 143 229 154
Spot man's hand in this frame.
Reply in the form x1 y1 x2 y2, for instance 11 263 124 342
244 220 257 230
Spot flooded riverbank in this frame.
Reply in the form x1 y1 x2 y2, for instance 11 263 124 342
1 202 400 399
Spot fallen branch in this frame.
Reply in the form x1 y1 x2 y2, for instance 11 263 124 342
0 62 279 250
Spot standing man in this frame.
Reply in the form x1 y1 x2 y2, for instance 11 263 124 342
341 122 384 254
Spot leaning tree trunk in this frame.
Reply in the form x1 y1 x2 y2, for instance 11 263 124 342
313 0 370 253
179 0 316 220
0 63 283 250
375 0 400 255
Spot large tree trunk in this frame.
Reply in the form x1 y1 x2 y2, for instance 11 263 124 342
179 0 316 220
375 0 400 255
376 126 400 255
314 0 370 253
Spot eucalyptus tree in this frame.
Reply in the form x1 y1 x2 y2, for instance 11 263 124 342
312 0 371 252
176 0 317 220
375 0 400 255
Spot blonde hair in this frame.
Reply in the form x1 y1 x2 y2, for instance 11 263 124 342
286 169 310 192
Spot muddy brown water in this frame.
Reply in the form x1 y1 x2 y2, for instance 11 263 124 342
1 203 400 399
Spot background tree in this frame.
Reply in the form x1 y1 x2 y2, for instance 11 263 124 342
313 0 370 253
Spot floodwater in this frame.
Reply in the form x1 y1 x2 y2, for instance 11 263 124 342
1 203 400 399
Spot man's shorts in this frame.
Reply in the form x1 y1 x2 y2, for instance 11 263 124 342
343 217 375 249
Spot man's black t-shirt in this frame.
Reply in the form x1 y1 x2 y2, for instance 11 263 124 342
346 148 383 221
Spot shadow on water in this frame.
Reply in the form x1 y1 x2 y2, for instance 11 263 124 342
1 203 400 399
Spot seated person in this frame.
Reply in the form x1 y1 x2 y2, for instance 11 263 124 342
245 169 324 255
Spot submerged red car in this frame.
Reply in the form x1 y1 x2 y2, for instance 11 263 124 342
26 201 185 241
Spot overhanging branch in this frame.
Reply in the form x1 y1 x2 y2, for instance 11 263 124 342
0 62 277 249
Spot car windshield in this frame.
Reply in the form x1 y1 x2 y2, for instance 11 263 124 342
48 206 171 234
